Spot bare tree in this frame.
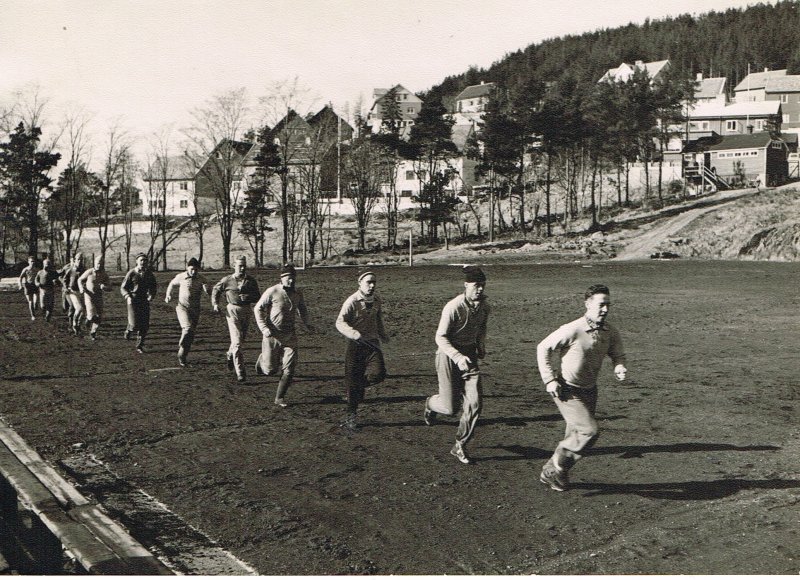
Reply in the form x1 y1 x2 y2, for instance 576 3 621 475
259 78 316 263
53 108 94 262
185 87 251 268
94 120 131 263
142 127 188 270
117 151 140 271
342 135 385 250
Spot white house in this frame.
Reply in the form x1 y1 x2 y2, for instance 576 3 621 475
598 59 671 84
366 84 423 136
140 155 198 217
733 68 787 102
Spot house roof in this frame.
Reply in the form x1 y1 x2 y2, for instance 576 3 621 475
455 82 496 102
733 69 787 92
600 59 670 83
689 100 781 119
764 75 800 93
307 105 354 136
705 132 776 151
142 155 197 181
695 77 727 99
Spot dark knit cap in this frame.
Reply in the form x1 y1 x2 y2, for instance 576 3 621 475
463 265 486 284
281 263 296 276
187 257 200 268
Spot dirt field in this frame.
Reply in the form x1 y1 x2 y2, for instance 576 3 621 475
0 260 798 574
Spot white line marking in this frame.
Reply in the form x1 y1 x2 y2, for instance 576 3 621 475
147 367 182 372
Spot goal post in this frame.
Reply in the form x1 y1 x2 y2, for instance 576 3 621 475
297 225 415 268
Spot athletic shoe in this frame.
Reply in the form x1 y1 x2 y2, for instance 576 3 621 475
31 316 36 321
136 346 145 354
237 375 246 383
227 354 234 371
90 332 97 341
450 442 471 465
424 398 437 426
274 398 288 408
539 462 569 492
178 355 187 367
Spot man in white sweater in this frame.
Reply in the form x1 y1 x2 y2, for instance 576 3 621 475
536 284 628 492
424 265 490 465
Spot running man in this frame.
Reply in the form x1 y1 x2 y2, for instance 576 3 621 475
335 270 389 432
254 264 314 405
78 255 112 340
61 252 86 334
35 257 60 322
121 253 158 353
424 265 490 465
536 284 628 492
212 256 261 382
165 257 210 366
18 256 40 320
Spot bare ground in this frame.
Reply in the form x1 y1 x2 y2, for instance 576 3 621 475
0 259 799 575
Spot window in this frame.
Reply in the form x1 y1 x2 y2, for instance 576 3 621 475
179 200 188 209
725 120 738 132
780 94 789 103
401 190 413 197
405 170 415 180
755 120 766 131
407 108 414 113
783 114 790 123
771 141 784 149
179 181 188 190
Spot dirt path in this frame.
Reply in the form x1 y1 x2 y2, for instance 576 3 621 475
612 189 758 260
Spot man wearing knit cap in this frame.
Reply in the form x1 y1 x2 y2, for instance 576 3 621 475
254 263 314 405
212 256 261 382
335 269 389 432
121 253 158 353
536 284 627 492
165 257 210 366
424 265 490 465
78 255 112 340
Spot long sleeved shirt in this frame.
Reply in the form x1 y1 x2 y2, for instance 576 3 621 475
78 268 111 295
35 267 60 290
254 283 310 342
121 268 158 302
211 274 261 307
61 264 85 292
19 265 39 287
166 272 209 309
335 290 387 348
536 317 626 389
435 293 490 365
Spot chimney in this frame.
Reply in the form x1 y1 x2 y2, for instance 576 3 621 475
635 60 644 67
696 72 703 82
764 67 769 73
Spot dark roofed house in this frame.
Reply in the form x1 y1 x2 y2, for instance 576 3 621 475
455 82 496 113
705 132 789 187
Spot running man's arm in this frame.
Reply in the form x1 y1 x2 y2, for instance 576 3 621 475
253 289 274 336
536 324 573 386
434 302 468 367
297 291 314 331
77 269 91 294
164 274 180 302
335 295 361 341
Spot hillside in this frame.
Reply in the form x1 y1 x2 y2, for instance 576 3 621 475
424 0 800 104
413 183 800 264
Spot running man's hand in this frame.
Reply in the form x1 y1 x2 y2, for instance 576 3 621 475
212 304 219 314
614 364 627 381
164 295 171 304
547 379 571 401
457 357 473 373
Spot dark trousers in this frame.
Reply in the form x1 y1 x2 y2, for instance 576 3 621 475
344 340 386 413
127 299 151 347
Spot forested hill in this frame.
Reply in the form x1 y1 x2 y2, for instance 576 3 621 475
424 1 800 105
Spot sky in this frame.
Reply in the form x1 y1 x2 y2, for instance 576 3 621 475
0 0 772 156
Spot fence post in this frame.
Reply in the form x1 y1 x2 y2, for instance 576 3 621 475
408 230 413 267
